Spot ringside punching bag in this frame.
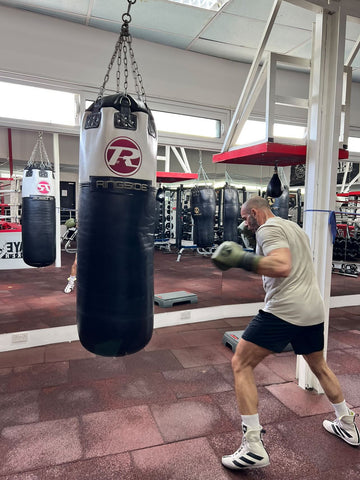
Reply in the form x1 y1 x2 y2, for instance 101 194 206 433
191 186 216 248
223 185 240 242
77 93 157 357
22 134 56 267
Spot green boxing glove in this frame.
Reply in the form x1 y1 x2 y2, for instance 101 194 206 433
211 241 261 272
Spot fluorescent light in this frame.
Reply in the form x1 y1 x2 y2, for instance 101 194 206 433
168 0 230 11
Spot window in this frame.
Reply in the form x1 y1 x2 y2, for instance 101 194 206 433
0 81 78 126
235 120 306 146
153 111 220 138
348 137 360 153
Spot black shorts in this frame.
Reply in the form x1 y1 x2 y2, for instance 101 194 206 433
242 310 324 355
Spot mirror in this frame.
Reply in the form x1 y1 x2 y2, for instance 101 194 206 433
0 128 359 339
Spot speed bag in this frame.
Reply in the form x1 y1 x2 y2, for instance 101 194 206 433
270 186 289 219
77 93 157 357
223 186 240 242
191 186 216 248
21 166 56 267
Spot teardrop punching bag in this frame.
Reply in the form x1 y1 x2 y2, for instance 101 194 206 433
191 186 216 248
223 185 240 242
22 134 56 268
266 165 283 198
77 93 157 357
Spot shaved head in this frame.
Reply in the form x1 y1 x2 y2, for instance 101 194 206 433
242 196 271 214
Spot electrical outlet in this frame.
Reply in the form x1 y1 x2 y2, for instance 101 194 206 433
180 311 191 320
12 332 29 343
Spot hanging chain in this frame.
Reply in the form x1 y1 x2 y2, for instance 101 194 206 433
27 132 51 169
96 0 146 104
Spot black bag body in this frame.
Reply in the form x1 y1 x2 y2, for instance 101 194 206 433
191 186 216 248
77 94 157 357
271 186 290 219
223 185 240 242
21 166 56 267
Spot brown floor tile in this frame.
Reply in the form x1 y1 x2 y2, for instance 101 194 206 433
0 418 82 475
171 345 229 368
81 406 164 458
266 382 334 417
150 395 233 443
131 437 230 480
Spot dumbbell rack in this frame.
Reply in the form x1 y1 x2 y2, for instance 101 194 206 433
332 192 360 277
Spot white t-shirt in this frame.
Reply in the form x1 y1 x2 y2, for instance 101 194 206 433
256 216 325 326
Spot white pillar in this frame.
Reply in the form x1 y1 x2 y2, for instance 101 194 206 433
53 133 61 268
297 7 346 392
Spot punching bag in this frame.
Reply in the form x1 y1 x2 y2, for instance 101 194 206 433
191 186 216 248
271 186 290 219
77 93 157 356
223 185 240 242
266 165 282 198
22 134 56 267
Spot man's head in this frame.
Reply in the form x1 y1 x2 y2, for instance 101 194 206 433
241 196 274 233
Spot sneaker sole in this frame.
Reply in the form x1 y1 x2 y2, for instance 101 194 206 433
222 459 270 470
323 421 360 447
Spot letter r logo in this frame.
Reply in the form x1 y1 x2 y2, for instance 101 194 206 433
104 137 142 177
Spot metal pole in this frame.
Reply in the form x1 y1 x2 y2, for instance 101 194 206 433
53 133 61 268
297 6 346 392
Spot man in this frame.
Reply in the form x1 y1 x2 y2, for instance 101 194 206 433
212 195 359 470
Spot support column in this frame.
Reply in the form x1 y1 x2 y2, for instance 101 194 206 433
53 133 61 268
297 7 346 392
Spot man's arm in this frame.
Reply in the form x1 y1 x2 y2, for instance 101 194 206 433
256 247 291 277
211 242 291 277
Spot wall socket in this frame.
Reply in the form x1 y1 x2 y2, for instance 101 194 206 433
12 332 29 343
180 311 191 320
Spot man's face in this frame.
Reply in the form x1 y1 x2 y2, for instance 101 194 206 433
241 208 260 233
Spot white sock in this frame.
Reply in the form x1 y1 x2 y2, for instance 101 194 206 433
332 400 349 419
241 414 261 431
68 275 76 282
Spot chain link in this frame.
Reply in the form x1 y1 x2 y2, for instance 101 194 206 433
96 0 146 104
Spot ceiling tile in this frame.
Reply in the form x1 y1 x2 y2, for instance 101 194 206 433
92 0 214 37
267 25 313 54
346 20 360 41
223 0 274 22
0 0 91 15
190 37 259 64
201 12 266 48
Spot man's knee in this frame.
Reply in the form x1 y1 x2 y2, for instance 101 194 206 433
231 339 270 374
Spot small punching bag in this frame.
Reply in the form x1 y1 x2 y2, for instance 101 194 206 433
266 165 283 198
77 10 157 357
191 186 216 248
223 185 240 242
22 132 56 267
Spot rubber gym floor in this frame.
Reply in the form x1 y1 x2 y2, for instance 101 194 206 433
0 249 359 479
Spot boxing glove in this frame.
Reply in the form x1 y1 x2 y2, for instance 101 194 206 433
211 241 261 272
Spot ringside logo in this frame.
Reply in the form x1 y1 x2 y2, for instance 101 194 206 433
37 181 51 195
104 137 142 177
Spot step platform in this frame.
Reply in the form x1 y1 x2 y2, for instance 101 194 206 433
154 290 198 308
222 330 293 353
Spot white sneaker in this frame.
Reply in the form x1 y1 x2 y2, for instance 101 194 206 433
323 411 360 446
222 426 270 470
64 278 76 294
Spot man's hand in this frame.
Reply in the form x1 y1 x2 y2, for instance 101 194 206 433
211 241 261 272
